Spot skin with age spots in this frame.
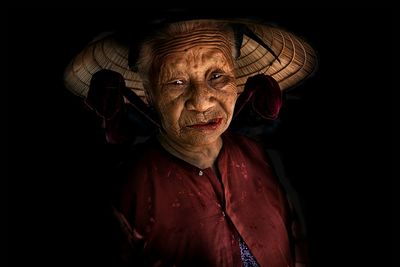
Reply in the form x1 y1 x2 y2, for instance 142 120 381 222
141 24 238 170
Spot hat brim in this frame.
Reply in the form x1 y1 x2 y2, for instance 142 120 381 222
64 19 317 104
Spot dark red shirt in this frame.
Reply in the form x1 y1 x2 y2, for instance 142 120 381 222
116 132 294 267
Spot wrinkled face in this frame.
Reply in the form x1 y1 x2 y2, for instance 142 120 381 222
147 31 238 147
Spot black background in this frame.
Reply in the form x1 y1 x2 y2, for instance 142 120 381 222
7 8 394 266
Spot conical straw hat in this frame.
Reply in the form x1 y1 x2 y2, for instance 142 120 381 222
64 18 317 105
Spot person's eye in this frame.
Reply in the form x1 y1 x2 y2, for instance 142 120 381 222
208 71 234 90
175 80 184 85
162 79 187 90
210 73 223 80
170 80 185 85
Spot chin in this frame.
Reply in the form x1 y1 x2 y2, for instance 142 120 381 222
183 130 225 147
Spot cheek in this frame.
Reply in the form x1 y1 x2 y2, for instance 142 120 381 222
219 90 238 116
155 98 184 130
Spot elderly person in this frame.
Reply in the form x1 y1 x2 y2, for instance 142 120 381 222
64 15 317 267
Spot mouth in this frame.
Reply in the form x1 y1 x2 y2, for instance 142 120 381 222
187 118 223 131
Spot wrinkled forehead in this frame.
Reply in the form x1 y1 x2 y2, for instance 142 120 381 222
160 47 232 67
151 25 235 67
155 28 233 55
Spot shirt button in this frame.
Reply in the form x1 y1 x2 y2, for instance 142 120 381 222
198 170 203 176
222 211 226 217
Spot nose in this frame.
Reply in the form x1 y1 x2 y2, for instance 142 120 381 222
185 82 215 112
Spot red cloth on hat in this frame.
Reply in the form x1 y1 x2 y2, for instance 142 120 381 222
86 70 158 144
85 70 134 144
234 74 282 120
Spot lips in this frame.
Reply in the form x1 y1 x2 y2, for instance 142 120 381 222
187 118 223 131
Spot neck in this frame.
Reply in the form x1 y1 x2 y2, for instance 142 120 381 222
157 132 223 170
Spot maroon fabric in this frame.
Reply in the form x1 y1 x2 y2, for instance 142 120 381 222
86 70 125 120
86 70 137 144
234 74 282 120
116 132 294 267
